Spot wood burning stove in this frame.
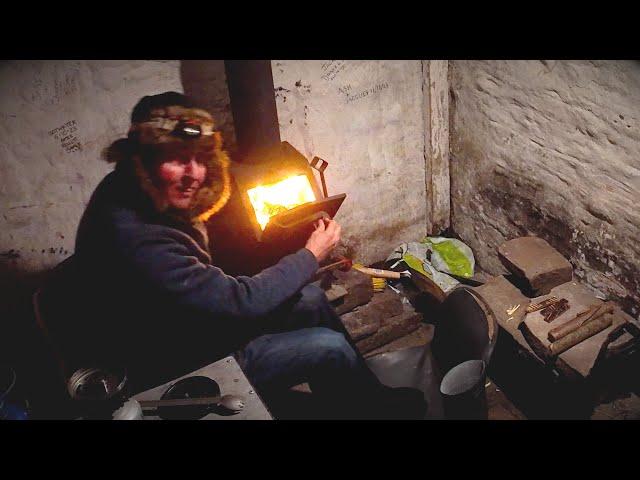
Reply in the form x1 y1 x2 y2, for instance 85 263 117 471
231 141 346 245
207 61 346 275
208 142 346 275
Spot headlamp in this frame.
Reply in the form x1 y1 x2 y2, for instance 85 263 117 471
128 103 218 145
174 120 202 138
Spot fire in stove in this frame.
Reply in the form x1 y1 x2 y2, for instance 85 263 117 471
231 142 346 246
247 174 316 231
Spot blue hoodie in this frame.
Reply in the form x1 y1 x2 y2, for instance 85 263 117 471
52 162 318 393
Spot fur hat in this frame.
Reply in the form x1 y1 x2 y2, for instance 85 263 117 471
106 92 231 223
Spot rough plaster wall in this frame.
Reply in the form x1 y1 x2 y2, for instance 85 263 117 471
449 60 640 317
272 60 427 265
0 60 182 283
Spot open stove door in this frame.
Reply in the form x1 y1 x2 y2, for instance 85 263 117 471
261 193 346 245
365 287 498 419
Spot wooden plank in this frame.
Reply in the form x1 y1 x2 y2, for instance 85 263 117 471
423 60 450 235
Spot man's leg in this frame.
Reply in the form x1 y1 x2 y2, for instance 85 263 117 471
237 326 385 418
237 285 427 419
255 283 385 386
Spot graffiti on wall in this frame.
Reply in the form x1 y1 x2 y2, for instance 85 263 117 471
48 120 82 153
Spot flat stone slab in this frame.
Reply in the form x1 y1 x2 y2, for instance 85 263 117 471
324 284 348 303
364 324 435 359
340 289 405 340
355 306 423 355
472 275 536 359
485 380 527 420
498 236 573 295
340 289 404 340
591 393 640 420
519 281 630 378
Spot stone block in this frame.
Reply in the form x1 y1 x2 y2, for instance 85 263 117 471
339 290 405 341
362 289 405 319
498 236 573 295
332 269 374 315
355 308 423 355
363 324 435 358
324 284 348 303
340 312 379 342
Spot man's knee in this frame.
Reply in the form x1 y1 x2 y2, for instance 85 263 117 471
298 284 329 309
288 284 335 329
307 328 357 367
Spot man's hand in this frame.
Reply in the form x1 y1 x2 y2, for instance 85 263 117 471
305 218 341 263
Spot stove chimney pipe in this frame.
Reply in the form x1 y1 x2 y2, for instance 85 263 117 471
224 60 281 161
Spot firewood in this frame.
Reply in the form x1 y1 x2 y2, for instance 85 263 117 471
548 302 615 342
549 313 614 356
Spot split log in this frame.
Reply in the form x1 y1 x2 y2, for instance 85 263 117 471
548 302 615 342
549 313 614 356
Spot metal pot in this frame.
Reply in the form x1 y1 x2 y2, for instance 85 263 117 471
67 367 128 419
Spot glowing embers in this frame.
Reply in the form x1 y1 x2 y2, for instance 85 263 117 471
247 174 316 231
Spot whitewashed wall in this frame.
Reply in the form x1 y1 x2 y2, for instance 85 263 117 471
272 60 428 265
0 60 183 276
449 60 640 317
1 60 430 277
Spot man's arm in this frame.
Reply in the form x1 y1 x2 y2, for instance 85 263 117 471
119 226 320 319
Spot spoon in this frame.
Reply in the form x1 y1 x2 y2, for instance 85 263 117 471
138 394 245 414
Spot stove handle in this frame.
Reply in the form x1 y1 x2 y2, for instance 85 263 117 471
269 211 329 230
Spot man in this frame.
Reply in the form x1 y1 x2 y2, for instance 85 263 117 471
72 91 425 419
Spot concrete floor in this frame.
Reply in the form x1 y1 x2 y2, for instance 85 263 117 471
268 345 640 420
485 377 640 420
485 378 526 420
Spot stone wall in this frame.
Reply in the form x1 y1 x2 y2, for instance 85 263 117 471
272 60 428 265
1 60 428 278
1 60 430 308
0 60 184 281
449 60 640 317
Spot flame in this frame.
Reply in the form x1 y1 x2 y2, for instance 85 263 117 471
247 174 316 230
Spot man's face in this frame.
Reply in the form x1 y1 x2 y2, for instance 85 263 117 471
157 154 207 210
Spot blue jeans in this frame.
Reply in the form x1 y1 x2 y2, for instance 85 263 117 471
235 284 384 417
